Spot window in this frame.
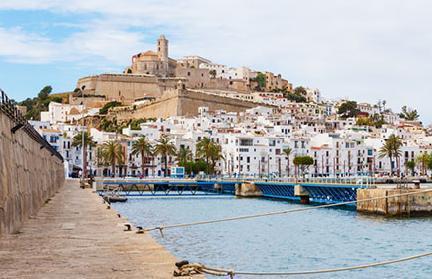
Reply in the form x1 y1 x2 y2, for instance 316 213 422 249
239 139 253 146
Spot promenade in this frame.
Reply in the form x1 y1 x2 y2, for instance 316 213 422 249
0 179 190 279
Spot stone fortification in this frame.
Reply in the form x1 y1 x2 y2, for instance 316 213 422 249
0 96 65 234
112 87 274 120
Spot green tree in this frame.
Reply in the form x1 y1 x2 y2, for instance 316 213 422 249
71 131 95 179
426 154 432 175
177 146 193 166
282 147 292 176
131 136 153 177
356 116 374 126
180 160 208 176
37 85 52 100
254 72 266 90
99 101 122 115
18 85 57 120
208 143 224 174
379 135 403 176
416 153 429 176
101 141 124 177
154 134 177 177
405 160 416 176
129 118 147 130
96 145 107 168
338 101 359 118
293 86 307 96
284 92 307 103
399 106 420 121
196 137 213 173
209 69 217 79
293 155 314 177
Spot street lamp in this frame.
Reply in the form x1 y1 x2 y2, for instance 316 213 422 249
76 85 86 184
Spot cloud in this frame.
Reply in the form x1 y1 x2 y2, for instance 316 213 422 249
0 0 432 121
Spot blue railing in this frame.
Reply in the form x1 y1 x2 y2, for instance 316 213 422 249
254 182 364 204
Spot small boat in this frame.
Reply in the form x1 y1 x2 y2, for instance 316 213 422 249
103 194 128 203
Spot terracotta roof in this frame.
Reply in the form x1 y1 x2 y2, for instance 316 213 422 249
141 50 158 56
68 107 81 115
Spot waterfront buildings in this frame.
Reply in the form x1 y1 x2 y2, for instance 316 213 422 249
31 94 432 178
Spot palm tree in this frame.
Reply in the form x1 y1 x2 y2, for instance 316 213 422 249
131 136 153 177
282 147 292 177
95 145 107 176
72 131 95 179
208 143 224 175
379 135 403 176
196 137 213 174
405 160 416 176
154 134 177 177
101 141 124 177
416 153 429 176
400 106 420 121
177 146 193 166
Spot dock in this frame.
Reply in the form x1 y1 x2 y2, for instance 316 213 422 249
0 179 197 278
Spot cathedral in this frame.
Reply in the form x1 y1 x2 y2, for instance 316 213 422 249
126 35 177 77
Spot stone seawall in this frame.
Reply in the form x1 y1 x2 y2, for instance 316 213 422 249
0 110 65 234
357 188 432 216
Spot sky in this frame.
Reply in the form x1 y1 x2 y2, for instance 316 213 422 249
0 0 431 123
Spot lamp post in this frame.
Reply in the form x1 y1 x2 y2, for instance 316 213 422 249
79 85 86 183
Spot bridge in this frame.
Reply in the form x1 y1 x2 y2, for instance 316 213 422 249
255 182 363 204
99 180 238 196
97 178 369 204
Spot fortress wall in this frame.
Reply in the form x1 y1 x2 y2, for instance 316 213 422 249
177 90 265 116
114 90 180 120
77 74 167 104
0 110 65 234
114 89 271 120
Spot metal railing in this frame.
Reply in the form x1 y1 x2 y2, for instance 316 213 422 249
0 89 63 161
197 175 377 187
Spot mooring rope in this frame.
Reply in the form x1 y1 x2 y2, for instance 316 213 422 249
143 188 432 234
174 251 432 277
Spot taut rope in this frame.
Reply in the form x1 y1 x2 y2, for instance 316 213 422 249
143 188 432 235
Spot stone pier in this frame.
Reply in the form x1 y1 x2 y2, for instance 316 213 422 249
236 182 262 197
357 188 432 216
0 180 196 278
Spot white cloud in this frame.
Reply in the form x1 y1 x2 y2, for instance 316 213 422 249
1 0 432 121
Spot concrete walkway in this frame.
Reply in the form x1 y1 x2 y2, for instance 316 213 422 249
0 179 192 279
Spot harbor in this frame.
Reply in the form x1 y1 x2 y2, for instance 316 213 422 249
110 185 432 278
2 2 432 277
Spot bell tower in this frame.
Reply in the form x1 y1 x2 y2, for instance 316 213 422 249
157 35 169 76
157 35 168 62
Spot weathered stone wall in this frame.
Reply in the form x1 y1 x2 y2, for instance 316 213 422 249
357 188 432 216
114 88 273 120
0 111 65 234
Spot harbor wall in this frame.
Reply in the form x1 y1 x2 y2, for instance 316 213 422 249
357 188 432 216
0 110 65 234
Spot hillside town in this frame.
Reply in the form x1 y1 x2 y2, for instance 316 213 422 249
16 35 430 179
